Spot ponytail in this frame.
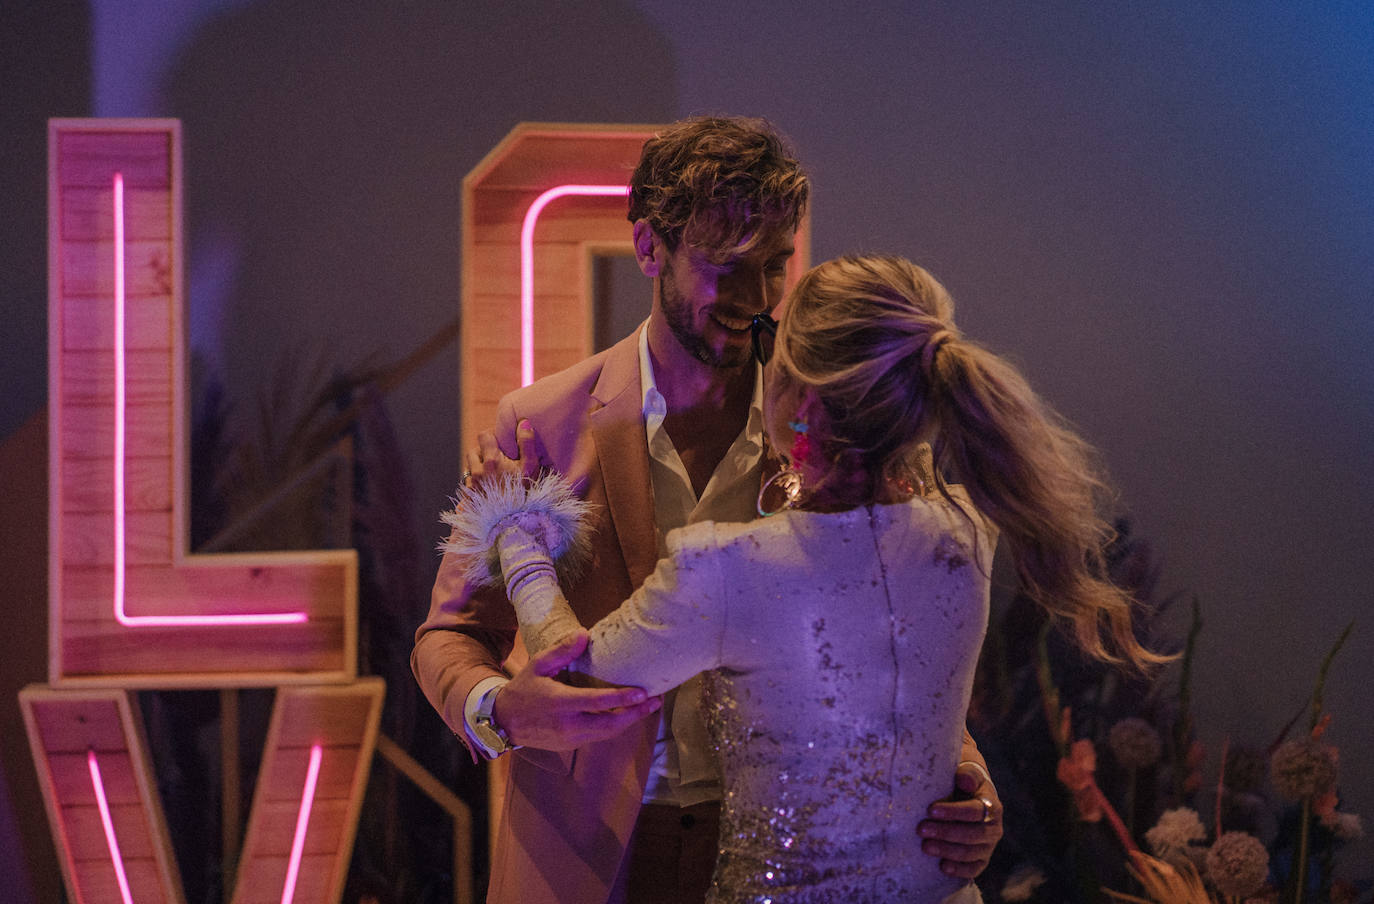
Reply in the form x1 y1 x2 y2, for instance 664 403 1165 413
777 254 1167 672
928 338 1166 670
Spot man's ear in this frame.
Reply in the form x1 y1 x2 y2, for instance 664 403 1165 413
633 219 663 278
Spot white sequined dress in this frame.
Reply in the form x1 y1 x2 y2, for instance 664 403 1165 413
524 492 993 903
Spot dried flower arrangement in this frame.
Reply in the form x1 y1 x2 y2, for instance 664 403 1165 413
971 521 1365 904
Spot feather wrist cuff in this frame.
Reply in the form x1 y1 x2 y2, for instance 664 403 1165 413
439 472 594 590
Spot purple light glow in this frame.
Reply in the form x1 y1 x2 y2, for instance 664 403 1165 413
519 184 630 387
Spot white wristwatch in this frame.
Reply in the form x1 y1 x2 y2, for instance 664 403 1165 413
473 685 516 755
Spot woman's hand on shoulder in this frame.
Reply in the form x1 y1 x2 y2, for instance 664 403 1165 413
464 418 547 490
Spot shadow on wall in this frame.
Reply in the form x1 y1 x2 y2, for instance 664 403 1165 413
0 0 92 441
0 5 91 903
160 0 678 618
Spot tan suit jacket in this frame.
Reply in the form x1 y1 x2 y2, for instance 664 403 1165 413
413 327 665 904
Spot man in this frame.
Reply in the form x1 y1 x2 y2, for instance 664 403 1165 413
413 116 1002 904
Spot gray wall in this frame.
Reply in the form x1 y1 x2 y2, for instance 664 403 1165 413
2 0 1370 893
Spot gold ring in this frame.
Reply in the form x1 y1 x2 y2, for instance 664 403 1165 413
460 470 472 485
978 795 995 824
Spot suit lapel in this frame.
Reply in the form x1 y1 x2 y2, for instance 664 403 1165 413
589 330 659 591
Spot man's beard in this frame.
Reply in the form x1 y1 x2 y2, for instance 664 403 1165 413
660 257 753 370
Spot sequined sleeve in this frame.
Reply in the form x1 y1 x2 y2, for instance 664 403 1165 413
572 522 727 696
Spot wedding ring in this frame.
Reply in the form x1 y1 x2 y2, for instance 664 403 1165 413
460 469 472 485
977 795 995 824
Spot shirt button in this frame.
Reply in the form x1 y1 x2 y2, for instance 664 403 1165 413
680 813 696 829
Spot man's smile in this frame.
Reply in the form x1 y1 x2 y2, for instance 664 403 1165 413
709 311 755 332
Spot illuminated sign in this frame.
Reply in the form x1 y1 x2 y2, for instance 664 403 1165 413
519 184 630 386
47 120 353 685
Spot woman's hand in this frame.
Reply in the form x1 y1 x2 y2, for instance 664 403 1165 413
463 418 545 490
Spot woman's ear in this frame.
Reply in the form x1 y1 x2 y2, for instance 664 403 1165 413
632 219 662 278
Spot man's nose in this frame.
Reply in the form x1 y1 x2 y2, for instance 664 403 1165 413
724 267 767 312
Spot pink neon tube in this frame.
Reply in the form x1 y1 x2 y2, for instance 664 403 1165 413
518 184 630 387
109 172 306 627
280 744 323 904
88 750 135 904
113 173 127 620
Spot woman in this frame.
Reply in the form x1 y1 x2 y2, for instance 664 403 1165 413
446 255 1163 903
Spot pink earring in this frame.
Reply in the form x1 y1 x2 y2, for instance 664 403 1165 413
788 419 810 465
758 420 809 517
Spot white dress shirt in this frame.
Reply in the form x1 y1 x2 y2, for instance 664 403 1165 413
463 325 766 783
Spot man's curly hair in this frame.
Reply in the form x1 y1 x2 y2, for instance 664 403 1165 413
628 116 809 262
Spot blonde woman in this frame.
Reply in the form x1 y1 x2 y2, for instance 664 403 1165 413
449 255 1163 903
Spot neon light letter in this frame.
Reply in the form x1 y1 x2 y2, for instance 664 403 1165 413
110 171 306 627
280 743 324 904
519 184 630 387
88 749 135 904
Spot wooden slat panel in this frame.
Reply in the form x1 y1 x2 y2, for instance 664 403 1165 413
50 121 357 689
258 747 361 802
465 241 519 296
275 696 373 748
61 455 172 513
461 342 519 382
72 856 170 904
22 684 189 902
47 751 139 805
461 345 517 448
62 510 172 567
64 295 174 350
470 211 634 245
60 620 346 678
233 853 332 904
469 191 633 240
59 351 173 405
242 798 348 856
473 132 648 190
534 300 589 350
540 346 588 378
466 241 581 295
231 681 382 904
60 238 174 297
29 698 125 753
466 341 574 385
61 187 173 241
58 131 172 188
465 292 585 351
61 401 172 460
464 291 521 347
63 800 156 860
61 559 354 621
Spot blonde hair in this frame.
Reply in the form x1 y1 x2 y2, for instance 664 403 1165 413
774 255 1165 670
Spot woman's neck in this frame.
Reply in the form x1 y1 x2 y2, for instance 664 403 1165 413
795 469 912 513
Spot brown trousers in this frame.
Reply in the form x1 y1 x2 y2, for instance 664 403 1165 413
621 801 721 904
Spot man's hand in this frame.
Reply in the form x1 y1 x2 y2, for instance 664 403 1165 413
917 763 1003 880
492 630 662 750
464 418 545 487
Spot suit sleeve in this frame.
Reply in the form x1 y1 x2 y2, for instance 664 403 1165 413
571 523 727 697
410 398 525 755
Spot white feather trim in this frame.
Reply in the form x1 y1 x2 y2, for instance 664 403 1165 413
438 472 595 589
